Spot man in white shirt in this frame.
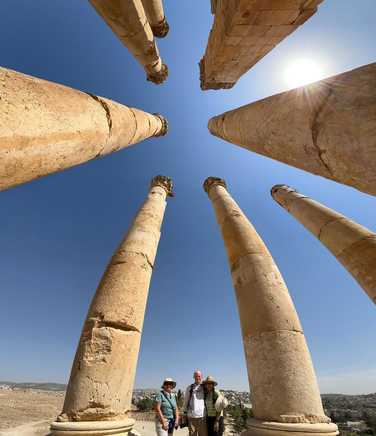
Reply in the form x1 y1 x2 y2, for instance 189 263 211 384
183 370 207 436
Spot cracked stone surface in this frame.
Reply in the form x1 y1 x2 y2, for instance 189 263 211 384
0 67 167 192
272 185 376 305
200 0 324 90
58 178 172 423
208 63 376 197
204 178 335 432
89 0 168 83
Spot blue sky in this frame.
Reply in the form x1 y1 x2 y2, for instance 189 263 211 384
0 1 375 395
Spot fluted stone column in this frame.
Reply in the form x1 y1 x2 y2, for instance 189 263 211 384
50 176 173 436
0 67 168 192
141 0 169 37
204 177 338 436
208 63 376 196
272 185 376 306
89 0 168 84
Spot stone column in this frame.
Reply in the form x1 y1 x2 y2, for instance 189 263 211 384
204 177 338 436
140 0 169 38
208 63 376 196
200 0 324 90
89 0 168 84
272 185 376 306
0 67 168 192
50 175 173 436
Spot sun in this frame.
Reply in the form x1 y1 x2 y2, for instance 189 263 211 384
284 59 325 89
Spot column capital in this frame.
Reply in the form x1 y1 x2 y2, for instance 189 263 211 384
150 175 174 197
151 18 169 38
203 176 227 194
271 184 295 197
152 113 168 136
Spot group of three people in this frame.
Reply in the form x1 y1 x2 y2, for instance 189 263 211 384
155 370 228 436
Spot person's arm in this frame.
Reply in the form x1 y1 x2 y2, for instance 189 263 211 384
175 405 180 428
154 395 168 430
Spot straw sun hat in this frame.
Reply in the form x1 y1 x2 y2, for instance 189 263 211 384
203 376 218 386
162 378 177 388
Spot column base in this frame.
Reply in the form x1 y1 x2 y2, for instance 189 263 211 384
242 419 339 436
49 418 135 436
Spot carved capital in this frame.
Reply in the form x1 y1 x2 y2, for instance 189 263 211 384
203 177 227 194
151 18 169 38
270 184 295 197
150 175 174 197
153 114 168 136
147 64 168 85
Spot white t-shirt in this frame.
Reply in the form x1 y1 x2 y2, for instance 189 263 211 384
185 383 205 418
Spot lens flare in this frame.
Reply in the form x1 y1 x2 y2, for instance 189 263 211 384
284 59 325 89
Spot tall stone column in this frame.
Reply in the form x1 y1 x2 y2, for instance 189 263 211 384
140 0 169 38
204 177 338 436
208 63 376 196
50 176 173 436
272 185 376 306
89 0 168 84
0 67 167 192
200 0 324 90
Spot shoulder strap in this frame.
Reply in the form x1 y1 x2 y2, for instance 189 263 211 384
161 390 176 411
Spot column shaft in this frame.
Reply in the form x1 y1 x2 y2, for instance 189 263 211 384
208 63 376 196
54 176 172 428
204 177 338 435
0 67 167 192
89 0 168 83
200 0 324 90
272 185 376 305
140 0 169 37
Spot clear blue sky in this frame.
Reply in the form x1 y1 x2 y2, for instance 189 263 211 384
0 1 375 395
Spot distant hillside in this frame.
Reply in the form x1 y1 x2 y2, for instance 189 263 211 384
0 381 66 391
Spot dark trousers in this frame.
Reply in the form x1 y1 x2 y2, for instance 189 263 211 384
206 416 224 436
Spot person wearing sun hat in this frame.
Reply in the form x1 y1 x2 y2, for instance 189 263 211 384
203 376 228 436
154 378 180 436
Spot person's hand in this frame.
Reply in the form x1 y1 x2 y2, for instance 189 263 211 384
214 420 220 432
162 420 169 431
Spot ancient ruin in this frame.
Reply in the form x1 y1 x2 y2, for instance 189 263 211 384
208 63 376 196
50 176 173 436
89 0 168 84
200 0 324 90
204 177 338 436
0 67 168 192
272 185 376 305
141 0 169 37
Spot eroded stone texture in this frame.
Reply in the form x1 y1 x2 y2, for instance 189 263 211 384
200 0 324 90
0 67 168 192
56 176 173 425
208 63 376 196
89 0 168 83
141 0 169 37
272 185 376 305
204 177 338 435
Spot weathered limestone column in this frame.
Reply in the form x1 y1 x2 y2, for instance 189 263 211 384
204 177 338 436
200 0 324 90
89 0 168 84
272 185 376 305
50 175 173 436
0 67 168 192
140 0 169 38
208 63 376 196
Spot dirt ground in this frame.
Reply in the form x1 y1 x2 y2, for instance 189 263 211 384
0 390 190 436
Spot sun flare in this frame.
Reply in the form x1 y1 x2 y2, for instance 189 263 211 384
284 59 325 89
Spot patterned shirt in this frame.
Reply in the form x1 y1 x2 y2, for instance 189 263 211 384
155 390 177 419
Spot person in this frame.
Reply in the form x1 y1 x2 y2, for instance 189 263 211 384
202 376 227 436
155 378 180 436
183 370 207 436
